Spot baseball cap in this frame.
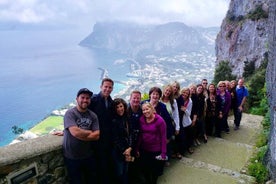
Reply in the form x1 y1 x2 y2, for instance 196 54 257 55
77 88 93 97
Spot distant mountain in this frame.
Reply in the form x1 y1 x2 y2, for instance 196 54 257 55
79 21 219 58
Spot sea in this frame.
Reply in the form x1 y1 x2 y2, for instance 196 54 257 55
0 28 128 147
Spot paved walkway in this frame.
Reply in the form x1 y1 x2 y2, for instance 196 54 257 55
158 113 263 184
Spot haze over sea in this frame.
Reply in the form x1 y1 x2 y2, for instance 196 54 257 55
0 28 127 147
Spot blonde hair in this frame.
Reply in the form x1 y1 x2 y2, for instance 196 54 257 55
161 84 175 110
217 81 226 88
180 87 190 96
171 81 181 98
141 102 156 113
188 84 196 96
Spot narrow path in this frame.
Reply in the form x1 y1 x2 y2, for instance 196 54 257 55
158 113 263 184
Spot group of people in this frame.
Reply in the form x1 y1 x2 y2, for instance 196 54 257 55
56 77 248 184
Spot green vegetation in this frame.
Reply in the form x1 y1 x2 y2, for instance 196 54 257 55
245 56 268 115
226 5 268 23
212 60 236 85
214 56 270 183
30 116 63 135
12 126 24 135
247 5 268 21
243 57 269 183
141 93 149 101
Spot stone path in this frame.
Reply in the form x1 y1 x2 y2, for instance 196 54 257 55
158 113 263 184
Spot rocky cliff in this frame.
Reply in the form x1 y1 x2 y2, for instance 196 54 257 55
266 0 276 180
217 0 275 180
215 0 269 77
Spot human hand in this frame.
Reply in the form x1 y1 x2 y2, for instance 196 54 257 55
51 130 64 136
123 147 132 156
181 106 186 112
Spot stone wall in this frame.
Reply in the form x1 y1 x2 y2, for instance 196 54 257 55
0 135 67 184
266 0 276 181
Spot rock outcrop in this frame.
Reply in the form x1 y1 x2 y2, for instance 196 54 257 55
215 0 269 77
266 0 276 181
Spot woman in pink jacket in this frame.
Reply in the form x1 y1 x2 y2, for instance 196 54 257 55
136 102 167 184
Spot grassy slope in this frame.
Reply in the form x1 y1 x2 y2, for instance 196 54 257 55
30 116 63 135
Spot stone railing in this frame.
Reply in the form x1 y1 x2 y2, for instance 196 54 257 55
0 135 67 184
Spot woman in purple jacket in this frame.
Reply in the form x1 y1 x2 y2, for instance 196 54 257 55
217 81 232 134
136 102 167 184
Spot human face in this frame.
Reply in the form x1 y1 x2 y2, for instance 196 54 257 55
164 87 172 97
130 93 141 107
238 79 244 87
181 90 190 100
219 84 226 91
208 85 215 93
116 103 125 116
202 80 208 88
142 104 154 118
190 86 196 94
197 86 203 94
172 84 178 94
100 81 113 98
76 93 91 112
150 91 160 103
230 81 236 89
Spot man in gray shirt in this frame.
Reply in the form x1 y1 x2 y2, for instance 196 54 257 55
63 88 100 184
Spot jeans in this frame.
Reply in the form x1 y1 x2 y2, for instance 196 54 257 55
112 150 129 184
64 156 97 184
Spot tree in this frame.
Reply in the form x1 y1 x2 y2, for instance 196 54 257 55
213 60 236 84
243 60 256 80
12 125 24 135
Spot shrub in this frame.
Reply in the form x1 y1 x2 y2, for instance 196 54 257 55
247 5 268 21
141 93 149 101
213 60 236 84
248 145 269 184
248 161 269 184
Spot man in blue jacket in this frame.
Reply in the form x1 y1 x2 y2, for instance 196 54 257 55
234 78 249 130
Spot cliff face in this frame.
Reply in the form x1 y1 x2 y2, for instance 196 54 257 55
216 0 276 180
266 0 276 180
215 0 269 77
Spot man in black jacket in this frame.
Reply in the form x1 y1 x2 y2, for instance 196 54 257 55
89 78 114 184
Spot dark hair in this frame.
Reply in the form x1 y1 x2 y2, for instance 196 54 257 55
207 83 216 95
113 98 128 116
101 78 114 86
149 87 162 99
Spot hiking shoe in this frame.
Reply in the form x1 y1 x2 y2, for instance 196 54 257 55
234 126 239 130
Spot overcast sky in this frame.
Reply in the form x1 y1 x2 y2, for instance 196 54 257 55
0 0 230 28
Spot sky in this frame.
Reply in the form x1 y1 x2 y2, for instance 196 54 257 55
0 0 230 29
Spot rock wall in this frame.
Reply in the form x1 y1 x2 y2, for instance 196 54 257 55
266 0 276 180
216 0 269 77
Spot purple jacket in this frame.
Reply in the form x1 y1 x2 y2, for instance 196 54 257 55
137 114 167 158
217 90 231 116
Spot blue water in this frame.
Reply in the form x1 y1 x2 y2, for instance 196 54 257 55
0 28 127 146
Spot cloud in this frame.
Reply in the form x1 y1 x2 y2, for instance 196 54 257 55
0 0 230 27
